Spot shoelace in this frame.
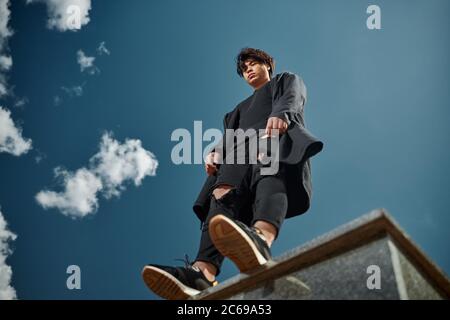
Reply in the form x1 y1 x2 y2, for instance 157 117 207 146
174 254 218 286
174 253 193 269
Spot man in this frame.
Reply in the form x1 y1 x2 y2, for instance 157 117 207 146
142 47 324 300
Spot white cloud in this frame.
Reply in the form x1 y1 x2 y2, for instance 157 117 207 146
0 208 17 300
0 55 11 71
0 83 6 97
36 132 159 218
91 133 159 198
0 0 13 97
76 49 98 74
0 1 12 42
0 106 32 156
97 41 110 56
27 0 92 32
36 167 102 218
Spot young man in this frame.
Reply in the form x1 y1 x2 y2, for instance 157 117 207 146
142 48 324 300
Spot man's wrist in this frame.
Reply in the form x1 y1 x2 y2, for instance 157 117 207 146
269 113 291 126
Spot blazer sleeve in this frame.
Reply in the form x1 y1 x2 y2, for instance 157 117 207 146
270 72 307 126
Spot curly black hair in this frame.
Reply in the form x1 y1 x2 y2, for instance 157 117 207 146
236 47 275 78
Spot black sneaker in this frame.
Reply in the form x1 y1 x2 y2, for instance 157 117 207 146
209 214 272 273
142 255 219 300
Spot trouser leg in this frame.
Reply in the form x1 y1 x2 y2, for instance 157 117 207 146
194 162 289 274
249 160 289 241
251 175 288 241
194 185 251 277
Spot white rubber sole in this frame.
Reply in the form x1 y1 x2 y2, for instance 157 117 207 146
142 266 200 300
209 214 268 273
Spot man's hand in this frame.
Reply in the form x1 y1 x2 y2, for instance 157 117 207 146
205 152 220 176
265 116 288 137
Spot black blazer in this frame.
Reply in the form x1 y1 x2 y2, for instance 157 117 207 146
193 72 324 223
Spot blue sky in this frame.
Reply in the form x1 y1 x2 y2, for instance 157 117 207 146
0 0 449 299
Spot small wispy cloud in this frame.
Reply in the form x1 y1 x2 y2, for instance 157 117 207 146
26 0 92 32
0 0 13 98
34 149 47 164
54 83 85 105
61 84 83 97
0 106 32 156
53 95 61 106
0 207 17 300
97 41 110 56
14 97 28 109
36 132 159 218
55 43 109 105
77 49 99 75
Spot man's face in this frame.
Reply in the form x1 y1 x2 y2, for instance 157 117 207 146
242 59 271 89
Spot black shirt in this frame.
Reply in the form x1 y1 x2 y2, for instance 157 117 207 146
236 79 274 130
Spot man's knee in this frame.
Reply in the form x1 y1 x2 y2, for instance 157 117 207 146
212 184 234 200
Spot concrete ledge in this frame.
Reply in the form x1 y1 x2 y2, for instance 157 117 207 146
191 208 450 300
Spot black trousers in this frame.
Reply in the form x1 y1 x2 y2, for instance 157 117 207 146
194 162 289 277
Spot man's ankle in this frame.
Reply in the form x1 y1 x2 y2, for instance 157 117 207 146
253 221 277 247
193 261 217 282
253 226 274 247
201 271 216 282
